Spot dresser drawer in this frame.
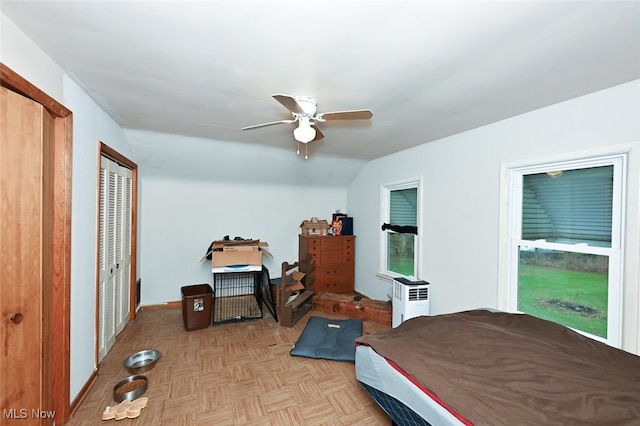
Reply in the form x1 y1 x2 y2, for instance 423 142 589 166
299 235 355 294
321 249 343 264
320 237 344 252
313 266 354 293
343 237 354 261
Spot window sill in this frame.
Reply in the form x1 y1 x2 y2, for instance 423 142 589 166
376 273 395 283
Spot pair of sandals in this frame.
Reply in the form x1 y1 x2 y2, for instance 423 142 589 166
102 397 148 421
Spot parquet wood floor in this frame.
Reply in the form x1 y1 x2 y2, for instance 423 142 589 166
66 308 392 425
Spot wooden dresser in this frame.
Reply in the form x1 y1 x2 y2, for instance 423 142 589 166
299 235 355 294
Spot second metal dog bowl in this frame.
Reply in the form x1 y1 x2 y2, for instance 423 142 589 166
123 349 161 374
113 375 148 403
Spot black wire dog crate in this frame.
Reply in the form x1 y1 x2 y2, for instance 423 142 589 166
212 270 263 324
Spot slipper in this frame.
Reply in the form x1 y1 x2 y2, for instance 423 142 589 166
126 405 141 419
287 292 299 304
131 397 148 409
102 397 148 421
101 406 116 421
114 401 130 421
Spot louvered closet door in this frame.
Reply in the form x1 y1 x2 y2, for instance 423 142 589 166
115 164 132 334
98 156 132 362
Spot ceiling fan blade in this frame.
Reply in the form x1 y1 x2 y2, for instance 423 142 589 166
242 119 295 130
272 94 305 114
313 125 325 141
317 109 373 121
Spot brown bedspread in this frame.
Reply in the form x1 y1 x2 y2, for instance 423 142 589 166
356 310 640 426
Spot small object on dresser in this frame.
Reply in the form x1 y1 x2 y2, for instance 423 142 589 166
331 218 343 235
332 213 346 236
339 217 353 235
300 217 329 236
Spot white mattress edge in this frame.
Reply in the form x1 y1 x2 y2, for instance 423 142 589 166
355 344 464 426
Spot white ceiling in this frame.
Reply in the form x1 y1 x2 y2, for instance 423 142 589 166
2 1 640 161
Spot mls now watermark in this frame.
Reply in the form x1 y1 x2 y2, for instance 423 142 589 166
3 408 56 420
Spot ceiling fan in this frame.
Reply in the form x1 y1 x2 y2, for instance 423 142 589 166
242 94 373 158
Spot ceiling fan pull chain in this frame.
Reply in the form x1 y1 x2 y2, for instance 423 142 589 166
297 141 300 155
305 144 308 160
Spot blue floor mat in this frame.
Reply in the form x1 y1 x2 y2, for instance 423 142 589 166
290 316 363 363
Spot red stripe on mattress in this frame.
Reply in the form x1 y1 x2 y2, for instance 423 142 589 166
384 357 474 426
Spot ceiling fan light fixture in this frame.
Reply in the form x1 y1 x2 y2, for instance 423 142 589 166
294 96 318 116
293 117 316 143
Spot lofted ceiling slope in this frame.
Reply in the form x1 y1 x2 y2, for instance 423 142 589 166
2 1 639 183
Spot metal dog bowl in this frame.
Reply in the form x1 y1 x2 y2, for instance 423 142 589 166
113 375 148 403
123 349 161 374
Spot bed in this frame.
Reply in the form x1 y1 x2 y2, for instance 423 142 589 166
355 310 640 426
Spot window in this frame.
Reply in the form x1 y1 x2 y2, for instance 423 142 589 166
502 154 625 346
380 178 421 278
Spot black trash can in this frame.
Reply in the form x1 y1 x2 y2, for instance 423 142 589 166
181 284 214 331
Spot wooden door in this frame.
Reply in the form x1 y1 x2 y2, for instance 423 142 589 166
0 86 54 423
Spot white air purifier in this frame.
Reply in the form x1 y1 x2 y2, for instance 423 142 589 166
392 278 430 328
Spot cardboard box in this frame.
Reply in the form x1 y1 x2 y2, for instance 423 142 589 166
212 250 262 267
222 245 259 252
212 239 265 250
209 239 271 267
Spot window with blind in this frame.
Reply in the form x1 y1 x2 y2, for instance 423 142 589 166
504 155 625 346
522 166 613 245
381 178 421 278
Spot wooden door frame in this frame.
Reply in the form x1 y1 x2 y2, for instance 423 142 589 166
96 142 139 365
1 63 72 422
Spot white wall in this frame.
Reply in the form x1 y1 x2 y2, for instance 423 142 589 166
64 76 137 398
0 13 64 101
349 80 640 353
136 176 346 305
124 129 368 187
124 129 353 305
1 13 136 401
